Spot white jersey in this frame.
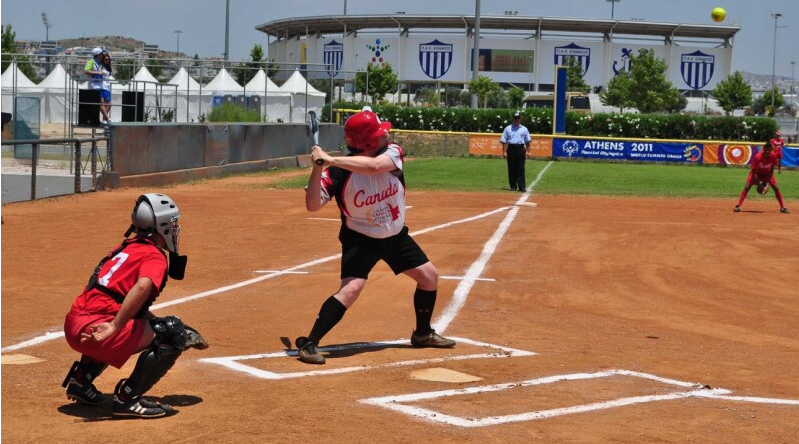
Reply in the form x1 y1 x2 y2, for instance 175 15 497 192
319 144 406 239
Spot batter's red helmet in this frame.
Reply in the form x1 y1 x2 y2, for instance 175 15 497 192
344 111 392 151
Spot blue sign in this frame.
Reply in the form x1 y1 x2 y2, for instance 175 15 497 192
419 39 453 80
553 139 703 163
324 40 344 77
554 43 591 77
782 146 799 168
680 50 715 90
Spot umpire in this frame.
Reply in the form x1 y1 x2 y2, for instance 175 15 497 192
500 111 532 192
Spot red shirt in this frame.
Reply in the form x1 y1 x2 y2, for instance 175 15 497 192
69 239 167 316
770 137 784 161
750 151 778 176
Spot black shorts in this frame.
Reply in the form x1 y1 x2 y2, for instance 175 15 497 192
339 226 430 279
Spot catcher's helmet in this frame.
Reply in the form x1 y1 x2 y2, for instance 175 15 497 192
130 193 182 254
344 111 392 151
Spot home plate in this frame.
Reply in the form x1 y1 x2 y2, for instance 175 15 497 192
1 354 45 365
516 202 537 207
410 367 483 383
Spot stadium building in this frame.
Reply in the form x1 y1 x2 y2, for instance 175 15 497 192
257 14 740 97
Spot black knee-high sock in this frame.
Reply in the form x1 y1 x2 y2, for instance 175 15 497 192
308 296 347 345
413 288 437 334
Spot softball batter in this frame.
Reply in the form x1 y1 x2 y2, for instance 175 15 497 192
295 110 455 364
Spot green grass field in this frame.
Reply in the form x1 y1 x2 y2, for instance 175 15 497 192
260 157 799 201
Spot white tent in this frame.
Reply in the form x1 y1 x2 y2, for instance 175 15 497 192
2 63 41 118
37 64 79 123
204 68 243 94
244 69 290 122
132 66 160 90
166 67 203 122
278 70 326 123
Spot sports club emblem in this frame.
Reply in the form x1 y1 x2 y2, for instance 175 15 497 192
323 40 344 77
419 39 453 80
554 43 591 77
719 144 753 165
680 50 715 90
612 47 633 76
562 140 580 157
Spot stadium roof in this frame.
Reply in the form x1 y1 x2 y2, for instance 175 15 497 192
256 15 740 41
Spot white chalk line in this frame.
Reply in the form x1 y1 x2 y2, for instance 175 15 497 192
199 336 536 380
1 205 513 353
254 270 309 275
441 276 495 282
433 161 552 333
359 369 799 427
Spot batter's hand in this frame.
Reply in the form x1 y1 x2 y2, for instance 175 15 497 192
80 322 117 344
311 145 332 166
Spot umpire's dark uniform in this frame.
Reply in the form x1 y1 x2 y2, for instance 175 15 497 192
500 112 532 192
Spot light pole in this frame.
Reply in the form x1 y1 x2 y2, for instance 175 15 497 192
607 0 621 20
770 13 782 113
528 55 533 94
470 0 481 109
175 30 182 65
41 13 51 41
791 61 796 107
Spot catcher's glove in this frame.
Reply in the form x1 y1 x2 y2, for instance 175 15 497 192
184 324 210 350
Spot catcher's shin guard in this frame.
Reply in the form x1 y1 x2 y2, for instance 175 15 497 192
117 316 188 400
118 342 182 400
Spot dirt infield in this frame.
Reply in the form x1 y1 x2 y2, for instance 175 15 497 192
2 171 798 443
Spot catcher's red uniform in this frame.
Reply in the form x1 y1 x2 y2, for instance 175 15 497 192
64 238 167 368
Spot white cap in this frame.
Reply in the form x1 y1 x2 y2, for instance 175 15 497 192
92 47 103 55
361 106 373 112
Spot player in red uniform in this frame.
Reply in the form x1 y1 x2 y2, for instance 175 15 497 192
294 110 455 365
62 193 208 418
734 142 789 214
770 130 784 174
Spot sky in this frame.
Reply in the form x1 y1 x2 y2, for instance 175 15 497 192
2 0 798 78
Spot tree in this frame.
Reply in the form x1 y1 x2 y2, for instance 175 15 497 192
232 44 267 85
507 87 525 109
712 71 752 115
1 24 38 81
623 48 684 113
563 57 590 93
144 58 164 80
114 58 135 81
355 62 398 104
751 87 785 116
468 75 500 108
600 73 633 112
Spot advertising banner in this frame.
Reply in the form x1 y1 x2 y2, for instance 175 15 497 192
469 135 552 157
553 138 702 163
702 143 759 165
781 146 799 168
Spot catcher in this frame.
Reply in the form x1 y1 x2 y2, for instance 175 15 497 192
734 142 789 214
62 193 209 418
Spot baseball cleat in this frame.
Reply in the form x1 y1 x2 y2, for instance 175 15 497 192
733 206 741 213
112 396 167 419
780 207 790 214
65 379 106 405
295 336 326 364
411 330 456 348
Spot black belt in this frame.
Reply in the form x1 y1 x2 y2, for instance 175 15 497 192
507 144 525 148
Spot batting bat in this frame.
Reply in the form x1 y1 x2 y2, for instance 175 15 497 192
308 111 323 164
